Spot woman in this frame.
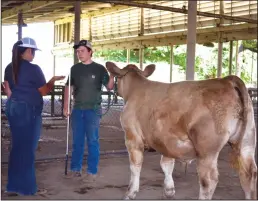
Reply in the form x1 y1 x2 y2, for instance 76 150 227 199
3 37 65 196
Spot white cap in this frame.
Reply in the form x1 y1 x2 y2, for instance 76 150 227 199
18 37 41 51
73 40 92 50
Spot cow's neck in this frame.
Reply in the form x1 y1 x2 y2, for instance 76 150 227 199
121 73 147 103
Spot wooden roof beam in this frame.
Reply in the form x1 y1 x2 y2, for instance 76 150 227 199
31 5 75 19
2 1 60 20
92 23 257 46
1 1 19 7
81 4 112 11
92 0 257 24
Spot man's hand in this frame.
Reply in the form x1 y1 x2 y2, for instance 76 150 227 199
106 74 115 90
63 107 71 117
63 86 73 118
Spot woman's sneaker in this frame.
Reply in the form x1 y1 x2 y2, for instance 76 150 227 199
36 188 48 195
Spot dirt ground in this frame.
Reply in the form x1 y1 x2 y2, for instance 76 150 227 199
0 106 256 200
1 145 247 200
1 130 249 200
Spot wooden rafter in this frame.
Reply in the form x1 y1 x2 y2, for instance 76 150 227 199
2 1 60 20
92 0 257 24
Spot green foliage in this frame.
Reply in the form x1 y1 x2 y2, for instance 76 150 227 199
58 39 256 85
242 40 257 53
94 45 204 74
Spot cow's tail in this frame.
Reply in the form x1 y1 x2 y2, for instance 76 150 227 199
224 75 250 172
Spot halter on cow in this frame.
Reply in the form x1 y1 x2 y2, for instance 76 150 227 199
105 61 257 200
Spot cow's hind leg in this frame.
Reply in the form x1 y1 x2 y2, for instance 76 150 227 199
196 154 219 199
231 126 257 199
124 132 144 200
160 155 175 198
237 150 257 199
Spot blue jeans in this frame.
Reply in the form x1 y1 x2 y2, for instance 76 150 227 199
70 108 101 174
5 98 42 195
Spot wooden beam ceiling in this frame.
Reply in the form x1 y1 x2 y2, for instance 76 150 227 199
93 0 257 24
1 1 120 24
2 1 60 20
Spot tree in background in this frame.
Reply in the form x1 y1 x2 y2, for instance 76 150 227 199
79 40 257 85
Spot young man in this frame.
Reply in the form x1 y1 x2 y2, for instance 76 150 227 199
63 40 114 180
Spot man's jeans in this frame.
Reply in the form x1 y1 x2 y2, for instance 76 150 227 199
70 108 101 174
5 98 42 195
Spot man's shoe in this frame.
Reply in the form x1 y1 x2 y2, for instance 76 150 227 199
81 173 97 183
64 171 82 180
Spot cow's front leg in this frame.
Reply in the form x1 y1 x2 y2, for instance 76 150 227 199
160 155 175 198
124 132 144 200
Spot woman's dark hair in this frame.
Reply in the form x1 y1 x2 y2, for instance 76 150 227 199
12 41 27 84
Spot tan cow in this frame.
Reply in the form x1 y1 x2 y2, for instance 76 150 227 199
105 62 257 200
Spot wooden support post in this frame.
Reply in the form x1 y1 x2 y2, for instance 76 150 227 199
139 7 144 70
217 1 224 78
217 42 223 78
170 45 173 82
235 40 240 77
139 45 143 70
17 11 23 40
140 8 144 36
53 56 56 76
251 52 254 83
229 41 233 75
60 24 64 43
63 23 67 42
89 16 92 41
74 1 81 64
53 23 56 76
127 49 130 63
186 1 197 80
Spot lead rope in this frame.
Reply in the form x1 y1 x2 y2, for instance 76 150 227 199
94 76 119 117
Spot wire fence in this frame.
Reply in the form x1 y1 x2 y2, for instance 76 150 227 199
1 85 124 134
1 85 126 162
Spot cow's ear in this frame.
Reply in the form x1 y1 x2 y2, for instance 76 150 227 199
106 62 123 76
143 64 155 77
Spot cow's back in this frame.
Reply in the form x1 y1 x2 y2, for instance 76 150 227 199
120 77 245 160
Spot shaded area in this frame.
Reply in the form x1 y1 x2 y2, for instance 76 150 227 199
1 146 246 200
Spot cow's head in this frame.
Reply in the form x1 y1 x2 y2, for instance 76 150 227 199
106 62 156 98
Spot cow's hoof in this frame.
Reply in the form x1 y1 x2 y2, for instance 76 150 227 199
123 193 136 200
123 196 130 200
163 188 175 199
